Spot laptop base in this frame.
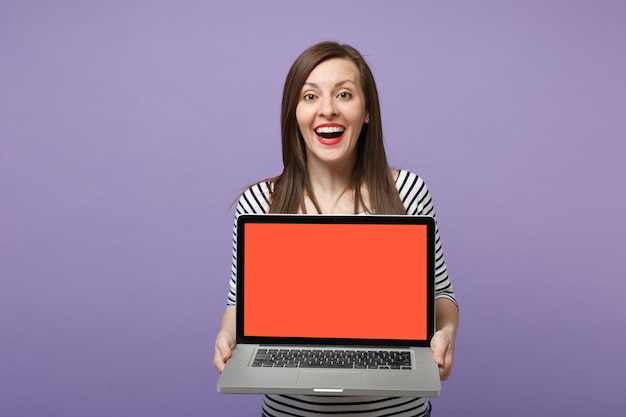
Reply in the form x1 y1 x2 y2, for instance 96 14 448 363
218 344 441 397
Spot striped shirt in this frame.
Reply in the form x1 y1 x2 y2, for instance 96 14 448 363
225 170 456 417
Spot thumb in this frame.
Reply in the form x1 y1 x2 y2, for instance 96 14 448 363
433 350 445 367
430 333 448 366
219 344 232 361
216 331 235 359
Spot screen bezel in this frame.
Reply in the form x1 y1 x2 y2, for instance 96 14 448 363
235 214 436 347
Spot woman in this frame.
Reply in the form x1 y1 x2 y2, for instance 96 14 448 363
214 41 458 417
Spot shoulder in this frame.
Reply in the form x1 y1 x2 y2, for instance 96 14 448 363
236 181 273 214
393 169 426 196
393 169 432 216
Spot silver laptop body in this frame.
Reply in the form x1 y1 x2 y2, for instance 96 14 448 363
217 214 441 397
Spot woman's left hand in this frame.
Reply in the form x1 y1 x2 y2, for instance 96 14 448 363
430 328 455 380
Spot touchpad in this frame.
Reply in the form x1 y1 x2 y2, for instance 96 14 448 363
297 370 362 387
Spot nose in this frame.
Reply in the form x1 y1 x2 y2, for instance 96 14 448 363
318 96 338 118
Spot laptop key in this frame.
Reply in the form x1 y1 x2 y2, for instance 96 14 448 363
300 362 354 369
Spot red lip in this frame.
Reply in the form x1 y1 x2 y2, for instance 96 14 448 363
317 134 344 146
315 123 345 130
315 123 345 146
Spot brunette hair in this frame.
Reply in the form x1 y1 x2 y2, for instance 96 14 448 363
269 41 406 215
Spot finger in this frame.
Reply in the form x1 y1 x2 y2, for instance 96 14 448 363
214 339 233 373
213 351 225 373
434 350 446 376
430 335 447 366
434 343 454 381
438 357 453 381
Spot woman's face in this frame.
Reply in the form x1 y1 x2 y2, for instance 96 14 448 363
295 58 369 169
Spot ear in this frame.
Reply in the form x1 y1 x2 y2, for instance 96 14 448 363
365 113 369 123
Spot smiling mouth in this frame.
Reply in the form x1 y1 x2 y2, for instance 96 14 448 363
315 125 345 141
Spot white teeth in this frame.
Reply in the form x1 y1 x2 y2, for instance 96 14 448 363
315 126 345 134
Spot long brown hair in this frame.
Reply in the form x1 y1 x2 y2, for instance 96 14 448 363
269 41 406 215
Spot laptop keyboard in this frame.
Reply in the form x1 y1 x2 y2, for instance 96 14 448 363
252 348 412 370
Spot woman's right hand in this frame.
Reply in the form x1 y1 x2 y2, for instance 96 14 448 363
213 330 236 373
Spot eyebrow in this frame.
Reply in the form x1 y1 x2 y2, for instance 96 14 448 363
303 80 357 89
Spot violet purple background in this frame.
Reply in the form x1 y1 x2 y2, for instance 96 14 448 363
2 1 625 416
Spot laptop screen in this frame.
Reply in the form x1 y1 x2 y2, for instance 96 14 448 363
237 215 435 345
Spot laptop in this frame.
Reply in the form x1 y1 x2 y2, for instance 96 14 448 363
217 214 440 397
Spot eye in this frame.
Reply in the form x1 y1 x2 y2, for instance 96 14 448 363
337 91 352 99
303 93 317 101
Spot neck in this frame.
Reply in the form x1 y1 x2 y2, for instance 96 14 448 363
308 156 354 191
305 159 359 214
